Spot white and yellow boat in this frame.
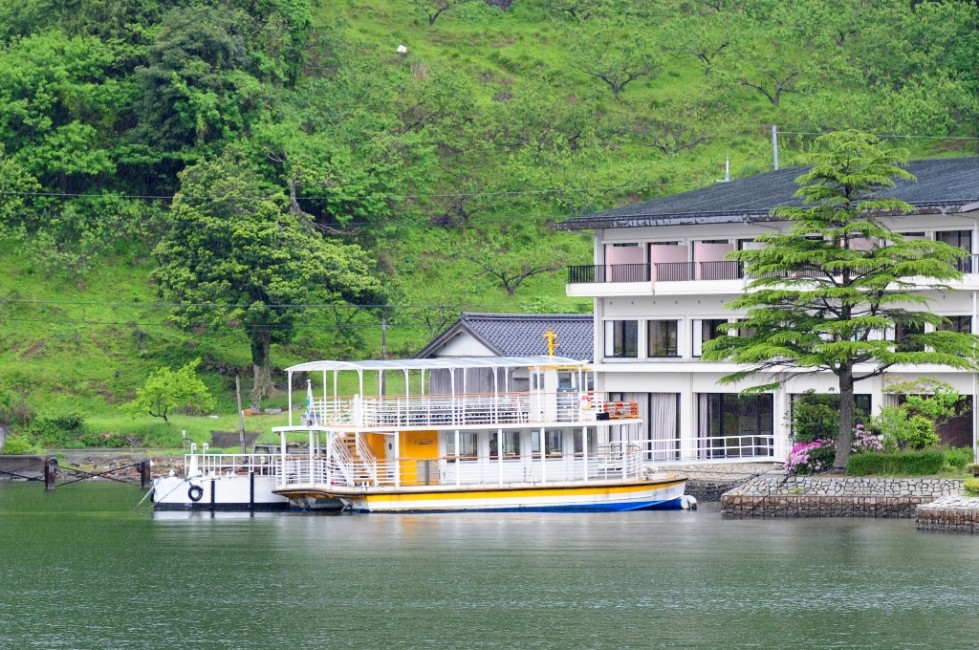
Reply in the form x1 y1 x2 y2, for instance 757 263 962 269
270 356 689 513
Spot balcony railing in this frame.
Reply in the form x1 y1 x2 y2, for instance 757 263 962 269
567 263 650 283
305 392 640 429
569 255 979 285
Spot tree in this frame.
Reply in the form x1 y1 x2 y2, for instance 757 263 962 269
123 359 215 423
153 151 386 402
411 0 476 25
702 130 979 470
568 23 661 99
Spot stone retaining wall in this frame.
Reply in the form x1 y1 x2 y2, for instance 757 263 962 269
721 474 963 518
916 496 979 533
686 480 743 503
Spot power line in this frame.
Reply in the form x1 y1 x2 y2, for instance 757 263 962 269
0 298 578 309
0 182 642 203
777 130 979 142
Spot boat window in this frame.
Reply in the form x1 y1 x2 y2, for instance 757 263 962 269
531 371 544 390
557 372 576 390
445 432 477 459
545 429 563 455
530 431 541 457
461 433 477 458
504 431 520 458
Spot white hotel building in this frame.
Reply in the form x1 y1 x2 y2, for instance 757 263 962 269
557 157 979 464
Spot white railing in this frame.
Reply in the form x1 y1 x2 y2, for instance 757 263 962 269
307 392 639 429
276 446 649 491
185 453 279 477
639 435 776 463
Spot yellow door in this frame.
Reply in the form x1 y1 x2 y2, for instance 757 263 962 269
400 430 438 485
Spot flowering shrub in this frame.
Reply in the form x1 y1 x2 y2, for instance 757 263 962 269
851 424 883 454
784 438 836 475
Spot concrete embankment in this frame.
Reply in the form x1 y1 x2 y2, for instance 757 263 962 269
916 496 979 532
721 473 965 520
663 462 783 503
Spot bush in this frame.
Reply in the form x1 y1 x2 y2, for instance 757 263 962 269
785 439 836 475
966 463 979 477
26 413 87 447
847 450 946 476
792 391 868 443
0 390 35 427
964 478 979 497
2 433 43 455
944 446 974 471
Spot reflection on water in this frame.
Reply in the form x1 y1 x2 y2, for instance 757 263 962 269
1 482 978 649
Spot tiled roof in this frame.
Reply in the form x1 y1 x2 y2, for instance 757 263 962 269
416 312 594 361
556 157 979 230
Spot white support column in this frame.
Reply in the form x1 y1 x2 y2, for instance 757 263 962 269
287 370 294 426
394 431 400 489
582 426 589 482
308 429 315 484
498 428 504 485
540 426 547 485
279 429 287 488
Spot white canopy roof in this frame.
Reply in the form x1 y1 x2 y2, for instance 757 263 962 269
285 356 588 374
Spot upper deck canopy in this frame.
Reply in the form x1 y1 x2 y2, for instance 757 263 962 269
285 356 589 374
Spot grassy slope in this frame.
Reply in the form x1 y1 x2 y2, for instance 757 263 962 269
0 0 963 445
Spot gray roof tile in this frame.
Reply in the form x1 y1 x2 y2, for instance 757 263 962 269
557 157 979 230
416 313 593 361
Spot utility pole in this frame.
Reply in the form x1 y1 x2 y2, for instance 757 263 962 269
235 374 246 453
772 124 779 170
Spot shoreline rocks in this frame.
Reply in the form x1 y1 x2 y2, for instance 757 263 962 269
721 473 966 522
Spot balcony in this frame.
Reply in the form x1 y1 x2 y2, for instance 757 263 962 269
568 253 979 289
567 263 650 283
567 261 743 285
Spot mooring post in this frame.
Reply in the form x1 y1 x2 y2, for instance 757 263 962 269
44 456 58 491
138 460 152 490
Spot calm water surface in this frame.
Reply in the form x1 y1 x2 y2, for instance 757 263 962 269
2 481 978 649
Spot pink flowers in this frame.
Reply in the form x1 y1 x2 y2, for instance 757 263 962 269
852 423 884 454
784 438 835 475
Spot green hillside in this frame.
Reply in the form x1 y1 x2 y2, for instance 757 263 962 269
1 0 978 446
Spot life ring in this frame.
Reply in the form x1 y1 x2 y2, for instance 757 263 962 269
612 401 624 417
580 394 592 411
188 484 204 502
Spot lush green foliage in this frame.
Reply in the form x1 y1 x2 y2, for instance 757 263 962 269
792 390 869 443
847 450 946 476
871 379 964 451
122 358 215 423
703 130 979 470
3 0 979 436
944 446 973 472
153 152 387 399
963 478 979 497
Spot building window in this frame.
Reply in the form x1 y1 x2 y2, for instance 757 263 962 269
894 322 925 352
604 320 638 358
647 320 679 357
692 319 727 356
936 230 974 272
697 393 774 459
941 316 972 334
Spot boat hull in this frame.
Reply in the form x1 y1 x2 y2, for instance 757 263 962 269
310 478 688 514
153 474 294 512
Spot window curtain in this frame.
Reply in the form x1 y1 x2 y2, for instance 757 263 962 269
649 393 679 461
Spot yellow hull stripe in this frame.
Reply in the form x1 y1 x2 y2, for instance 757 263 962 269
357 480 685 504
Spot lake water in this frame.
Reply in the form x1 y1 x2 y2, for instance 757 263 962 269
1 481 978 650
